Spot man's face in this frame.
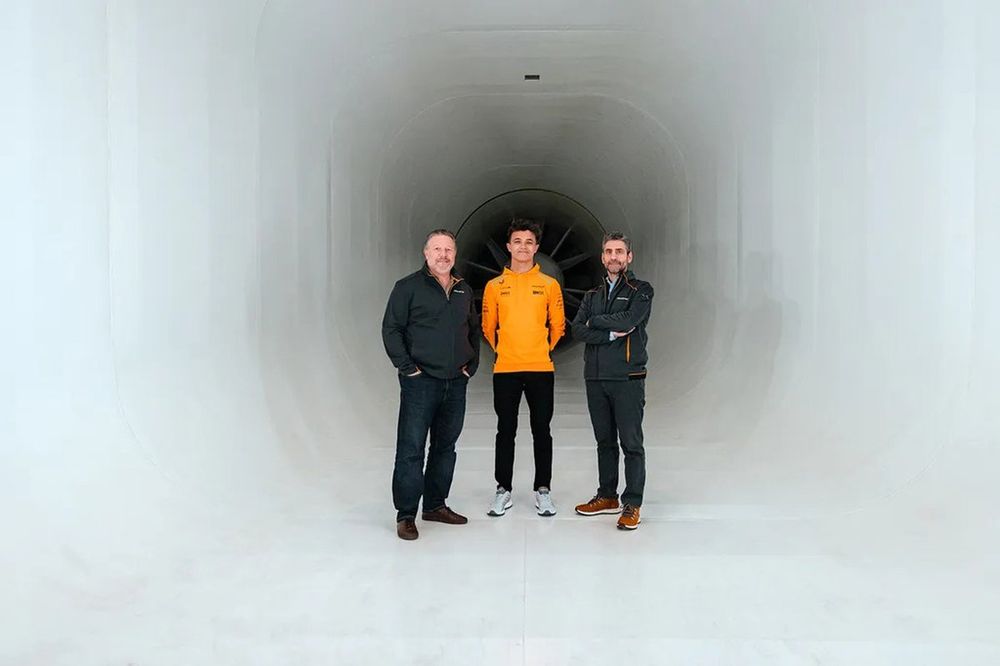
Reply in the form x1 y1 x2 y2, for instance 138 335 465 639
602 240 632 276
507 230 539 263
423 234 456 277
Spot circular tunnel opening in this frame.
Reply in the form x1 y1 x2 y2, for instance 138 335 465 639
455 188 607 332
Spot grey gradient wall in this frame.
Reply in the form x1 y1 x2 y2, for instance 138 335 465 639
3 1 999 660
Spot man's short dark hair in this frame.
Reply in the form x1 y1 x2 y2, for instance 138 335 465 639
507 218 542 244
602 231 632 253
424 228 456 248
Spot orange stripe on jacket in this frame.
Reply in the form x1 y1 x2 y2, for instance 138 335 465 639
481 264 565 373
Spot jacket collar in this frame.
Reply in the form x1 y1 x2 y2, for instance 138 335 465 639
604 269 636 294
609 269 636 283
422 262 463 287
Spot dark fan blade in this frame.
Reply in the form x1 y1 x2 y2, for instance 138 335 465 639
485 238 507 268
467 260 501 275
564 292 582 308
563 287 589 295
557 252 590 271
550 225 574 259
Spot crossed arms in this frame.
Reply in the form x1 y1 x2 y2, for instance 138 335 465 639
570 283 654 344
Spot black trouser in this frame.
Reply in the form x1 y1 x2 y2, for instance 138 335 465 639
392 373 468 522
585 378 646 507
493 371 554 492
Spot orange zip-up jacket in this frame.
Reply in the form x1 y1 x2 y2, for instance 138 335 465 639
481 264 565 373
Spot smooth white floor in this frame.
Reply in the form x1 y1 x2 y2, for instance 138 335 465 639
6 370 998 665
3 1 1000 664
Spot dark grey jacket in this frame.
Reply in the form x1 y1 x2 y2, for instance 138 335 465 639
382 264 480 379
570 271 654 381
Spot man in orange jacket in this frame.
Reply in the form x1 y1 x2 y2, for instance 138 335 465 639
481 218 565 517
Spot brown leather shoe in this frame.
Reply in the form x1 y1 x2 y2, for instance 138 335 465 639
421 506 468 525
575 494 622 516
396 519 419 540
617 504 641 530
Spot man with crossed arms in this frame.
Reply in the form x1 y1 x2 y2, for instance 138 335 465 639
571 232 654 530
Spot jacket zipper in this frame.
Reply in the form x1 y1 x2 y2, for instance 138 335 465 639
596 281 610 379
429 271 461 373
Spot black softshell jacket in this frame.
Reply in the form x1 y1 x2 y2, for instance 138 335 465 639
382 264 481 379
570 271 654 381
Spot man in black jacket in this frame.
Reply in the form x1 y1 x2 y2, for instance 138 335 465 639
382 229 480 540
570 232 654 530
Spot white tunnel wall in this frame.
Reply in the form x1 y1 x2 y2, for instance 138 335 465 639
3 0 1000 630
3 2 136 572
254 0 999 509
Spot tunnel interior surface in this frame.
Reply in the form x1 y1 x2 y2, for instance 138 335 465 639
3 1 1000 664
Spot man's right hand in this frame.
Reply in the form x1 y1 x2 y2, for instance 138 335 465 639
406 368 422 377
610 327 636 339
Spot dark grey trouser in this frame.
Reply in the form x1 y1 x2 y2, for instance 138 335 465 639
585 378 646 507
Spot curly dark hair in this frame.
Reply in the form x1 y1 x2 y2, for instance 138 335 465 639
507 218 542 244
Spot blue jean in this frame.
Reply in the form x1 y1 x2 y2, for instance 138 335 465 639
392 373 468 521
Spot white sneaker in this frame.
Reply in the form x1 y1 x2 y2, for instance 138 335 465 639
487 487 513 517
535 487 557 516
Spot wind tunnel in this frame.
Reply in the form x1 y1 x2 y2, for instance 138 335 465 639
4 1 1000 664
456 188 607 325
